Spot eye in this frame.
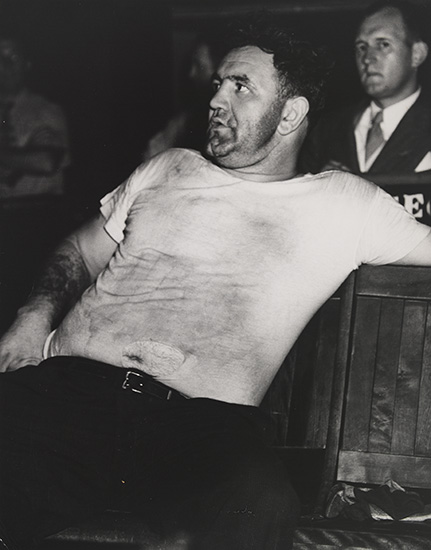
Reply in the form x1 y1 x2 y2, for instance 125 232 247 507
235 82 248 93
211 80 221 92
377 40 391 50
355 43 367 55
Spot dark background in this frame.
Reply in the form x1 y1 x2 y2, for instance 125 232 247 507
1 0 173 211
1 0 430 212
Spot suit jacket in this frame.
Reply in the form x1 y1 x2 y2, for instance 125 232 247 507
300 90 431 176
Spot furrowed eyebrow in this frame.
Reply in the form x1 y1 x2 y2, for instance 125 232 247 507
212 72 252 86
228 74 252 85
355 34 393 44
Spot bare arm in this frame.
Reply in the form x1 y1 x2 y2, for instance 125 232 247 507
393 231 431 266
0 214 117 372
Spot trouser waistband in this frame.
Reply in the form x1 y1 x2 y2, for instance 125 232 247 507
40 356 188 403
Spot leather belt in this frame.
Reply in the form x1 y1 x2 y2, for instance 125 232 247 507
121 370 187 402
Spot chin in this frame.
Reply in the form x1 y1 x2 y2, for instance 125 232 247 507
363 81 386 96
213 154 245 170
205 139 230 160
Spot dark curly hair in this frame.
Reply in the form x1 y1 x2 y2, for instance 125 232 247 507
222 12 333 120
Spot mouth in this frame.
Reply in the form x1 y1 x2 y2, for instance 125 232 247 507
208 116 228 129
207 118 234 138
363 71 382 80
208 120 223 130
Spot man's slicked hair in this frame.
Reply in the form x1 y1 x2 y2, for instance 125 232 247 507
359 0 430 45
222 12 332 120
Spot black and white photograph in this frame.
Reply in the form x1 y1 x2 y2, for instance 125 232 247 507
1 1 431 548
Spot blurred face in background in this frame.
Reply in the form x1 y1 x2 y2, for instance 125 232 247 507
355 7 426 108
0 39 28 96
189 42 216 90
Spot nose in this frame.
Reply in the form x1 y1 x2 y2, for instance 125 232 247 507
209 82 229 113
360 45 378 67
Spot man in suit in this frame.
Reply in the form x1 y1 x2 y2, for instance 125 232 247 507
300 0 431 222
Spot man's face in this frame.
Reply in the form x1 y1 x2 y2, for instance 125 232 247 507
0 39 27 95
355 8 417 107
205 46 284 169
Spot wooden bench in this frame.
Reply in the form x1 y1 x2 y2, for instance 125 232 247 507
291 264 431 549
41 264 431 548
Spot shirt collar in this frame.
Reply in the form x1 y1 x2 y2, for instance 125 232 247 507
369 87 421 140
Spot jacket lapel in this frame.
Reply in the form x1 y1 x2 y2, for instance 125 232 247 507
368 92 431 174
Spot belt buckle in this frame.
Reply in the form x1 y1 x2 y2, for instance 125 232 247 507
122 370 173 400
122 370 144 393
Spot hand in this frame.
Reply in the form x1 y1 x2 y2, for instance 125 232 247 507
0 311 51 372
321 160 351 172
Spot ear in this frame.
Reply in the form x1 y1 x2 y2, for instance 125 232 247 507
412 41 428 69
278 96 309 136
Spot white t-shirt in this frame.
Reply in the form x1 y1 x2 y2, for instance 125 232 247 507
46 149 430 404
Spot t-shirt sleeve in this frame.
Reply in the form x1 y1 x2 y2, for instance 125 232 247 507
99 150 177 243
99 174 136 243
356 186 431 266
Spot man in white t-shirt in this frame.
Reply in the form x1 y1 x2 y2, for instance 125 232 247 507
0 13 430 550
300 0 431 221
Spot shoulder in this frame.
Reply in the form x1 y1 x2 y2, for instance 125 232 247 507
416 88 431 108
294 171 381 221
125 148 216 193
312 169 378 198
147 147 206 166
137 148 216 180
411 89 431 123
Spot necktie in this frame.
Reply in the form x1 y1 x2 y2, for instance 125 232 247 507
365 110 384 161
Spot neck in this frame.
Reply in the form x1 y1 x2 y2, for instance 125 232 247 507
372 82 419 109
222 137 302 182
224 163 299 182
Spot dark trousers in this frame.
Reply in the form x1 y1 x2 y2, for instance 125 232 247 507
0 357 300 549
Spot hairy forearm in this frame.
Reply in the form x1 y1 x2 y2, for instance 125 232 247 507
20 239 92 329
0 222 108 372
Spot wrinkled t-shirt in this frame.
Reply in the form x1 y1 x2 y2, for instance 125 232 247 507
46 149 430 404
